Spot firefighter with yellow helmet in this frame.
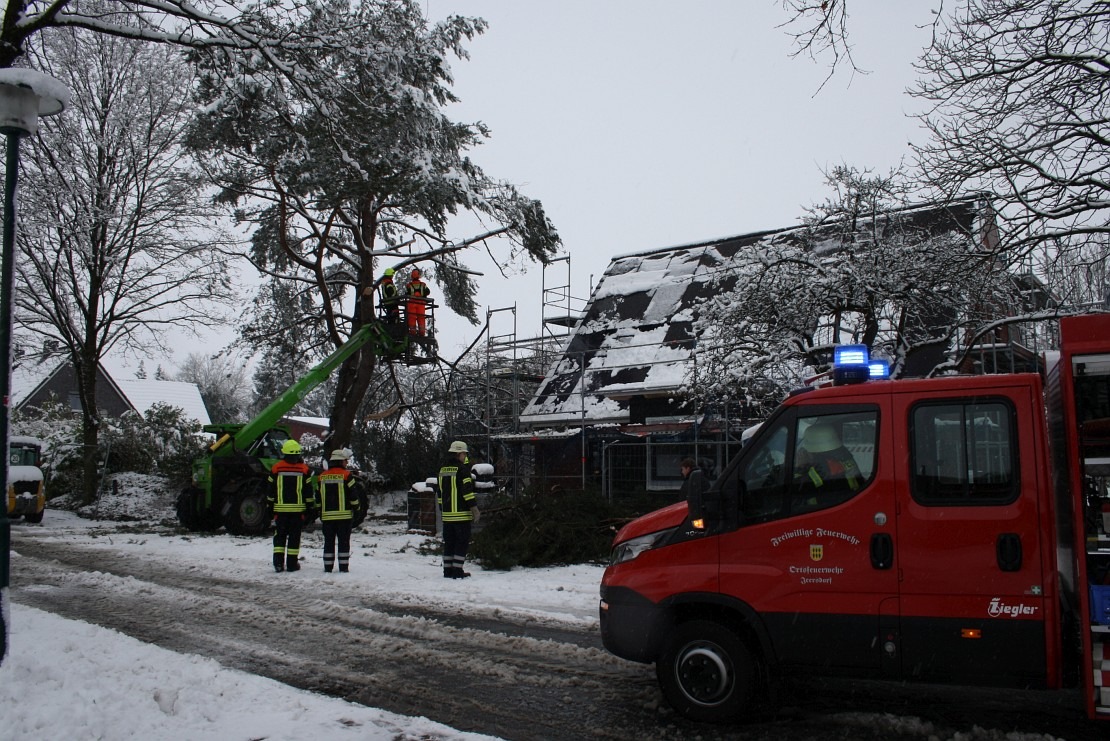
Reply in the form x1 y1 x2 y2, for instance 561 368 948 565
267 439 316 572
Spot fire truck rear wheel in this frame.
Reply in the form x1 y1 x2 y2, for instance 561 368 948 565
656 619 757 723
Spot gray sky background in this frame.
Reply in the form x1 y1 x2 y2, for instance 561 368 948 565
423 0 940 353
108 1 942 379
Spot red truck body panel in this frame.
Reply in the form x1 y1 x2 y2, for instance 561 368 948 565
600 314 1110 721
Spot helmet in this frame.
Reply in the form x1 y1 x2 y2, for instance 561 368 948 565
330 448 350 461
383 268 394 277
281 439 303 455
411 268 421 279
801 424 842 454
448 440 468 453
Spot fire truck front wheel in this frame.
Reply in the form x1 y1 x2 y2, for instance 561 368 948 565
656 619 758 723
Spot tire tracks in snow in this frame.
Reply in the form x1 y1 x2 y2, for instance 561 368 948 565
10 534 665 741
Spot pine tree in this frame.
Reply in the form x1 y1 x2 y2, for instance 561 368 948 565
186 0 561 448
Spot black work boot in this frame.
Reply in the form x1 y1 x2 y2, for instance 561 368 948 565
286 557 300 572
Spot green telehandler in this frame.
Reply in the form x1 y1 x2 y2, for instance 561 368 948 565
177 304 436 535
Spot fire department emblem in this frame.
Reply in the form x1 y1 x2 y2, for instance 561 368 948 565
810 544 824 562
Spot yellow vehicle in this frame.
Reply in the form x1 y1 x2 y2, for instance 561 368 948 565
8 435 45 523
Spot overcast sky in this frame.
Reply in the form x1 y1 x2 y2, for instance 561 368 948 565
420 0 940 352
103 1 941 378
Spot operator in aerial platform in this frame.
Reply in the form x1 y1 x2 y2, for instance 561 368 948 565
405 267 431 336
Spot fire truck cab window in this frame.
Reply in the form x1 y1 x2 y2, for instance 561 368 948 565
910 400 1017 505
738 408 877 522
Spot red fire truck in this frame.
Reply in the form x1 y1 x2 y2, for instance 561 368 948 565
599 314 1110 723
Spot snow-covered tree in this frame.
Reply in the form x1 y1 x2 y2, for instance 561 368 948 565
14 26 238 503
913 0 1110 271
690 167 1017 405
1 1 375 71
186 0 560 449
176 352 251 424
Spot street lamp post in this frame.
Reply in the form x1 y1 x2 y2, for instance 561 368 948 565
0 68 67 666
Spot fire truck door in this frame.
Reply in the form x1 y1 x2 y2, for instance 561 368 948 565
892 387 1049 686
719 402 899 675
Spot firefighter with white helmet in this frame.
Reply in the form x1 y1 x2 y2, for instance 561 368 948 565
317 448 360 573
794 423 862 508
438 440 479 578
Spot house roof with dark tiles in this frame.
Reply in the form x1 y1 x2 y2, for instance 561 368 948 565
519 198 985 428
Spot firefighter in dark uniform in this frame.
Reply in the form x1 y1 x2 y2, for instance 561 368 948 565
378 267 400 325
267 439 316 572
438 440 480 578
794 423 862 509
318 448 360 573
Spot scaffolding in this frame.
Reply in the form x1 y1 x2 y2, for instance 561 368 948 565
443 257 587 493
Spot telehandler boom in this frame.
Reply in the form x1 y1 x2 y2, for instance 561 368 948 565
177 308 435 535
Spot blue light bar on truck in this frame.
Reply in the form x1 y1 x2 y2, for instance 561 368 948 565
833 344 871 385
834 345 869 367
868 360 891 379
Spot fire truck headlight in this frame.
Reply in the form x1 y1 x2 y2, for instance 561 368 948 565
610 528 676 565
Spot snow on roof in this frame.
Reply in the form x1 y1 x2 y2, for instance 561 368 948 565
283 416 330 429
115 379 211 426
10 356 60 408
521 199 984 428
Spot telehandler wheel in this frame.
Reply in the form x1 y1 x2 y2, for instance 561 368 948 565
656 619 759 723
176 487 204 531
23 509 44 524
223 480 271 536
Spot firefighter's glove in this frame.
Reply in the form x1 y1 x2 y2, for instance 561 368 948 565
471 506 480 525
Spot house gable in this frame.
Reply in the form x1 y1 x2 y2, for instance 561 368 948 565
14 359 135 417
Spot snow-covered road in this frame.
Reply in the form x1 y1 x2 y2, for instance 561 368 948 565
7 505 1108 740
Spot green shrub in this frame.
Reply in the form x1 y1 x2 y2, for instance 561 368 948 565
100 403 205 486
470 489 634 570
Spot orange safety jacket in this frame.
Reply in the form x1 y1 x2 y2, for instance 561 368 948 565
318 465 359 521
267 459 313 513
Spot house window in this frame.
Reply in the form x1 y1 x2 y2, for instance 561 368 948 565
910 400 1018 505
68 392 81 411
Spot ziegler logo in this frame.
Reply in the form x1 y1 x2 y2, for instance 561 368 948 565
987 598 1038 618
